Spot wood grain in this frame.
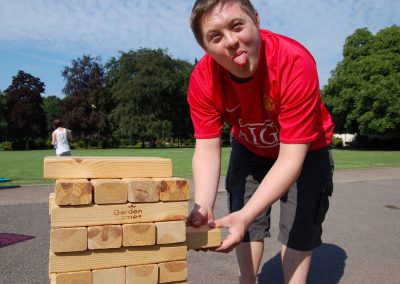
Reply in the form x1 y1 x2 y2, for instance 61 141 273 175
44 156 172 179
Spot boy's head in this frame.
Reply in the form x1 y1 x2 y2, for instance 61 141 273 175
190 0 258 48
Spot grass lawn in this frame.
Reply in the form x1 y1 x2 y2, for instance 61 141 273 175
0 148 399 186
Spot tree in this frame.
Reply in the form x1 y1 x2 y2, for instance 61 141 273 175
322 26 400 136
61 55 110 146
5 70 47 149
0 91 7 141
43 95 61 134
106 48 194 146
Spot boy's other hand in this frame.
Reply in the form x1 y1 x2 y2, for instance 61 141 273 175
186 203 214 228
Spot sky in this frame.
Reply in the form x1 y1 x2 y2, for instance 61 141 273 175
0 0 399 97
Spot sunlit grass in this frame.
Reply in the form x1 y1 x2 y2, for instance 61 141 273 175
0 148 399 186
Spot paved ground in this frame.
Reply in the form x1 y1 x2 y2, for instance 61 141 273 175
0 167 399 283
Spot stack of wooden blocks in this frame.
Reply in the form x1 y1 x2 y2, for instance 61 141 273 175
44 156 221 284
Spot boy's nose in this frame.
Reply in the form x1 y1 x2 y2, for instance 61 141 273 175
224 32 239 49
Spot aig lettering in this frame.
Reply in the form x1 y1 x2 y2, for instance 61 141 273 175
238 119 279 148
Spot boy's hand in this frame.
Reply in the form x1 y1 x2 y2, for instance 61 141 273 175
187 203 214 228
209 210 248 253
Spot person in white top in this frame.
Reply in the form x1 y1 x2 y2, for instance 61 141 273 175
51 119 72 156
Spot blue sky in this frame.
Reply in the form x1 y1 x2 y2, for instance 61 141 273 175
1 0 399 97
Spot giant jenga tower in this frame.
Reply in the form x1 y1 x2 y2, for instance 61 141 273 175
44 156 221 284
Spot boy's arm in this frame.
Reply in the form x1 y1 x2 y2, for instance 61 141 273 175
212 142 309 252
187 137 222 227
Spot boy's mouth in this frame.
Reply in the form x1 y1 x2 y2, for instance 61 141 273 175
233 51 248 66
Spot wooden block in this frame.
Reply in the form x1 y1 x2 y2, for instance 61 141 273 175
54 271 92 284
124 178 160 202
55 179 92 205
49 196 188 228
158 261 187 283
91 179 128 204
92 267 125 284
155 221 186 244
88 225 122 250
49 193 57 215
123 223 156 247
153 178 190 201
185 225 221 250
49 244 187 273
44 156 172 179
126 264 158 284
50 227 87 253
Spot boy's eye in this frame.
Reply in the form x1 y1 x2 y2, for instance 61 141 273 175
209 34 222 43
232 23 243 31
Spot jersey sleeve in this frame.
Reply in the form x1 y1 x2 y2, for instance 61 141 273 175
187 65 224 139
278 48 325 144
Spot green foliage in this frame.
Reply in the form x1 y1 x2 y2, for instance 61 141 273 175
106 48 194 146
322 26 400 136
61 55 111 143
331 136 344 149
0 91 7 141
42 95 61 134
5 70 48 149
0 141 12 150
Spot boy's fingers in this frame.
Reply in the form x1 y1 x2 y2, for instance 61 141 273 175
215 234 237 253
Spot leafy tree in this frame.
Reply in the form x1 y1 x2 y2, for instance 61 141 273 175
106 48 193 146
61 55 110 146
43 95 61 134
5 70 47 149
0 91 7 141
322 26 400 136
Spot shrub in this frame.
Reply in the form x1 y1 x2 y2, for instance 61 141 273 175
0 141 13 151
332 136 344 149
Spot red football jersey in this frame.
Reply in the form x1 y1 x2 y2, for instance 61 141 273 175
188 29 334 158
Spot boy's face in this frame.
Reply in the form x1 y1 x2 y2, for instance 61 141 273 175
200 2 260 79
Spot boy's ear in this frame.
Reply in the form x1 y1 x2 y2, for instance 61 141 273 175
256 12 260 28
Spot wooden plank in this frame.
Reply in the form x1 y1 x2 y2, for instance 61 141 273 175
50 227 87 253
88 225 123 250
153 178 190 201
49 244 187 273
126 264 158 284
91 179 128 204
43 156 172 179
158 261 187 283
92 267 125 284
55 179 92 205
49 193 57 215
123 223 156 247
124 178 160 203
50 198 188 228
185 225 221 250
155 221 186 244
53 271 92 284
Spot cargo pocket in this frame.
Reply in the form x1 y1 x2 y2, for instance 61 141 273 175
314 180 333 225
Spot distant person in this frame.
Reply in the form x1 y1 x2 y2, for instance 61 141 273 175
51 119 72 156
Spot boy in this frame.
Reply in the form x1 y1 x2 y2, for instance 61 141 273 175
186 0 335 283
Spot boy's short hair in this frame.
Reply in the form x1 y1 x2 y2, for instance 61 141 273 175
53 119 63 128
190 0 258 47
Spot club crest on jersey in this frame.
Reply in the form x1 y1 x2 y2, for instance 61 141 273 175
263 94 276 113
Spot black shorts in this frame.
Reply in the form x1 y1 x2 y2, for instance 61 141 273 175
226 138 334 251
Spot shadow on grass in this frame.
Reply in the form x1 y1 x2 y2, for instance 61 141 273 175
258 243 347 284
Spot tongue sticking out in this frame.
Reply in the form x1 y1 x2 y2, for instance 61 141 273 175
234 52 248 66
